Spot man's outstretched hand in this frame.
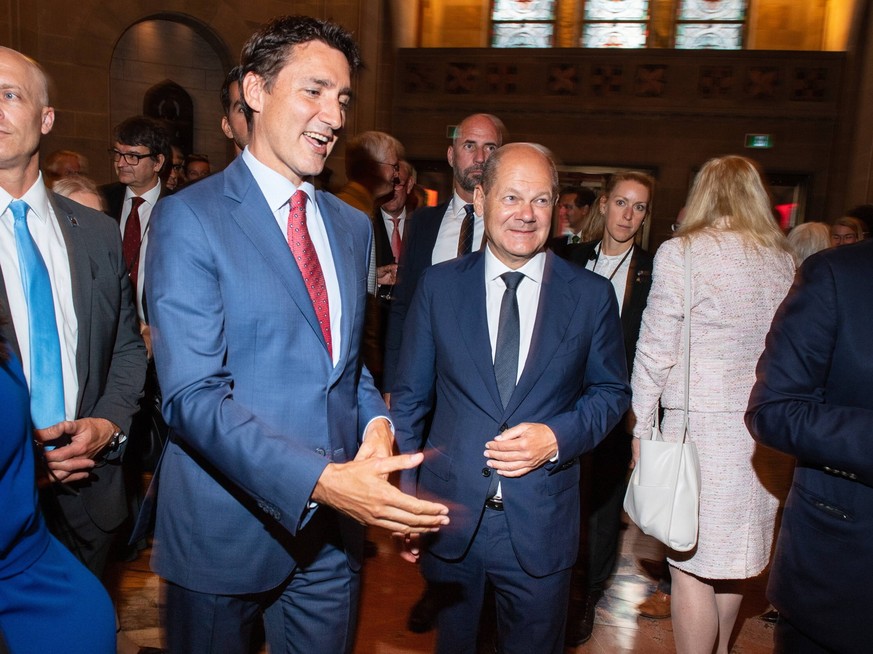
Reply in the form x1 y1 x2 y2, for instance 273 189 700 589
312 452 449 535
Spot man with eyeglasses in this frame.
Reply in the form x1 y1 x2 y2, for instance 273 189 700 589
335 130 405 389
100 115 171 330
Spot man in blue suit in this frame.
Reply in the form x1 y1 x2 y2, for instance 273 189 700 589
746 239 873 654
391 143 630 654
145 16 449 654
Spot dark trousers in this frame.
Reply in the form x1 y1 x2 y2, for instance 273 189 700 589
164 515 360 654
775 616 836 653
422 507 571 654
571 428 632 595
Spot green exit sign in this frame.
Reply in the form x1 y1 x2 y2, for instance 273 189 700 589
745 134 773 149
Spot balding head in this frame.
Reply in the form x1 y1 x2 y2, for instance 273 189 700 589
474 143 557 269
447 113 506 201
0 47 55 195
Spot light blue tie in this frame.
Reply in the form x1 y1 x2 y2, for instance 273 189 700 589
10 199 65 428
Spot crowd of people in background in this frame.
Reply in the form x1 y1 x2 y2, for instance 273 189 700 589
1 12 871 654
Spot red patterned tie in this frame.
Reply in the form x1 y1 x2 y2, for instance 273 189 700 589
287 190 332 357
390 216 403 262
122 196 144 291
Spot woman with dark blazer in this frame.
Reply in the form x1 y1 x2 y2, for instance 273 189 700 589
564 172 655 646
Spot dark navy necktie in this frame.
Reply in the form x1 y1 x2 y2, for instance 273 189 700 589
494 271 524 408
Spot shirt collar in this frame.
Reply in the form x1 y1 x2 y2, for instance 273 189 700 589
450 192 476 221
381 207 406 221
124 178 162 205
484 244 546 286
242 147 316 212
1 173 51 224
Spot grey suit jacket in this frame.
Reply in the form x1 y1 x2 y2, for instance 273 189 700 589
0 192 147 531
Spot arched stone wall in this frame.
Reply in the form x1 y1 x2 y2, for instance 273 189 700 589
26 0 388 185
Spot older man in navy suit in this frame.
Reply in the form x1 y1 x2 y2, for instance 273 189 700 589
391 143 630 653
747 239 873 654
145 16 448 654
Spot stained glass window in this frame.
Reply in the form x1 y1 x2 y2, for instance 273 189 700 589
581 0 650 49
491 0 556 48
584 24 648 49
676 0 747 50
678 0 745 21
585 0 649 21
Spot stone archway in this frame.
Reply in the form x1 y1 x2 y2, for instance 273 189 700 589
109 17 232 174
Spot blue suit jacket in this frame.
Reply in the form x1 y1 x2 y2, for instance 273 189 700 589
746 239 873 653
391 250 630 577
144 157 385 595
383 201 450 391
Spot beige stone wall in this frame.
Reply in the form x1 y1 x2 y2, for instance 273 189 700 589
392 47 844 246
5 0 389 186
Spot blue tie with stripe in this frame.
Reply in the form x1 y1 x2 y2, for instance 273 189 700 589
10 199 65 428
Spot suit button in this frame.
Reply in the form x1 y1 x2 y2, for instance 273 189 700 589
499 423 509 432
482 468 491 477
315 448 326 456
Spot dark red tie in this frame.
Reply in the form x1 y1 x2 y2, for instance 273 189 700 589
390 216 403 262
287 190 332 357
122 196 145 292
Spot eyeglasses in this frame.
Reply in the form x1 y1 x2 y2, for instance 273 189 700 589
171 164 184 172
378 161 400 174
108 148 155 165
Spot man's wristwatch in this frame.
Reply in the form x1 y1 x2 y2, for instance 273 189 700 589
106 425 128 451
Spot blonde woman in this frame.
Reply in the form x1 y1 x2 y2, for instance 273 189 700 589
631 156 795 654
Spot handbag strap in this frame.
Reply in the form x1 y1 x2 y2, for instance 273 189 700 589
680 243 691 444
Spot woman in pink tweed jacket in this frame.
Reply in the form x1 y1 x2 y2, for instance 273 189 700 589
630 156 795 654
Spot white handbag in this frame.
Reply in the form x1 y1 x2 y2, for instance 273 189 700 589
623 245 701 552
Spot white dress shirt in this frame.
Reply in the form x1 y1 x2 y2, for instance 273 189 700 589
585 242 632 317
119 178 162 322
0 175 80 419
431 193 485 265
484 246 546 383
483 246 546 498
242 148 342 367
380 207 407 260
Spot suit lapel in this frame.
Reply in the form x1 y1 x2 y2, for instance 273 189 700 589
506 253 574 415
451 254 503 414
49 194 91 414
0 265 21 360
622 244 639 317
225 164 330 361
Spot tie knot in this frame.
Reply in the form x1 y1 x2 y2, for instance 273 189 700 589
130 196 145 209
291 189 308 213
501 271 524 291
463 203 474 219
8 199 29 223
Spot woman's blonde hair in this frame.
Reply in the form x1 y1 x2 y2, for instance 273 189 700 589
677 155 789 253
